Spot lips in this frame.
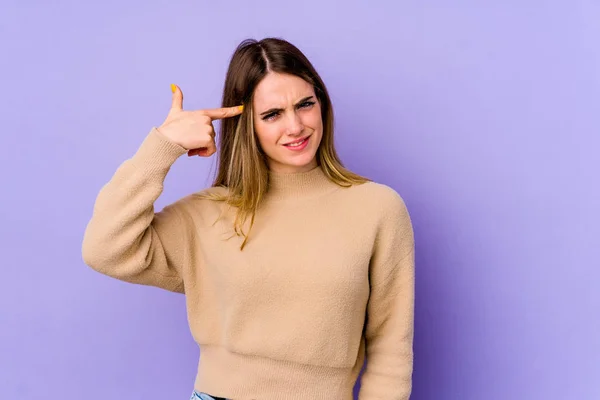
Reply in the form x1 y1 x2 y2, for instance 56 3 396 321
282 135 310 151
283 135 310 147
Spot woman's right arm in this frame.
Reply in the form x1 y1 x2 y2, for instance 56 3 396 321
81 85 243 293
82 128 189 292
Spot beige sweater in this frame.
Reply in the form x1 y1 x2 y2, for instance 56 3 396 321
82 128 415 400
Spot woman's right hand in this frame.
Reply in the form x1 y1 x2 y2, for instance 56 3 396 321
157 84 243 157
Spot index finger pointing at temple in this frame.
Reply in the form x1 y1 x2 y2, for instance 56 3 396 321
201 105 244 120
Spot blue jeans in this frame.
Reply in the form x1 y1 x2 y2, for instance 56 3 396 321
190 390 227 400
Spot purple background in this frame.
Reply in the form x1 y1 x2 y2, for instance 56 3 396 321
1 1 599 399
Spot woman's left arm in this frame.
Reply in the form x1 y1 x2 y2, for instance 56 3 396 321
359 187 415 400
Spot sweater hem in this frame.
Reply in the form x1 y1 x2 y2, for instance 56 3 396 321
193 344 359 400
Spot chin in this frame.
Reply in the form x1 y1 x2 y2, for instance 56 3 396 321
267 135 322 172
271 152 318 173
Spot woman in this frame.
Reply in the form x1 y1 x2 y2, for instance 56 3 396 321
82 37 415 400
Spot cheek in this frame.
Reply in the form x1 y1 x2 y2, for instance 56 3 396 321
306 108 324 133
254 122 281 147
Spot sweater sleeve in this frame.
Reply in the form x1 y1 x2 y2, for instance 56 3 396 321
82 128 189 293
359 188 415 400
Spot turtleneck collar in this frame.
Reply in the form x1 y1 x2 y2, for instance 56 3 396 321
267 165 339 200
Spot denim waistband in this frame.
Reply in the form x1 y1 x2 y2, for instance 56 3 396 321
190 390 228 400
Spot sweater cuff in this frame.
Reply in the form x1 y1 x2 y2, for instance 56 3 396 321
131 127 188 178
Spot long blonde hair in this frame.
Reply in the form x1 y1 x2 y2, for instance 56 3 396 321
202 38 369 249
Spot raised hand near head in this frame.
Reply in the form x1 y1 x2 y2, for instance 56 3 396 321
157 84 243 157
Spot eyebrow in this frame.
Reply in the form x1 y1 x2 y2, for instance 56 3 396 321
259 96 315 116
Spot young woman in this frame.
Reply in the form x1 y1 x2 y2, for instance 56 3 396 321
82 37 415 400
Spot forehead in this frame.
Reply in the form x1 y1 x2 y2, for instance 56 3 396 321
253 73 315 107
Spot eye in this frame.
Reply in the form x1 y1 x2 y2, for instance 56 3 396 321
262 111 280 121
298 101 315 109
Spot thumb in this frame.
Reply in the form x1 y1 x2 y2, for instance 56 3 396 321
170 84 183 111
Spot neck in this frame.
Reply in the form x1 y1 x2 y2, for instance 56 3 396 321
267 165 338 200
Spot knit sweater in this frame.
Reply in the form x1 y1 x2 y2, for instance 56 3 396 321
82 127 415 400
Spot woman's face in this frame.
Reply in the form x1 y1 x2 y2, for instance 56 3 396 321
252 72 323 174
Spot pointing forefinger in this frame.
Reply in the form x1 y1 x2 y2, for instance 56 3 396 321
201 105 244 120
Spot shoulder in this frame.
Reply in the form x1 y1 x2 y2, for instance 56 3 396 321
341 180 413 238
347 181 410 216
190 185 230 199
352 182 414 254
163 186 230 218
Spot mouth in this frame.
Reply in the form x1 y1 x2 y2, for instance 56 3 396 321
283 135 311 149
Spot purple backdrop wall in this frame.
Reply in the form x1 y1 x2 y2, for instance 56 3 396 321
1 1 599 399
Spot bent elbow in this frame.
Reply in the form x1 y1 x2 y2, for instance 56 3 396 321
81 233 107 272
81 223 118 273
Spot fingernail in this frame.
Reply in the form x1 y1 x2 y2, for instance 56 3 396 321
171 84 177 93
238 105 244 112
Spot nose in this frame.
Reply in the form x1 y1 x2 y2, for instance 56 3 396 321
285 110 304 136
